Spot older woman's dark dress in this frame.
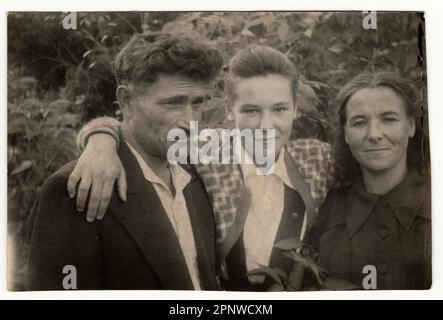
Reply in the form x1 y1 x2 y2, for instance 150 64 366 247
310 170 431 289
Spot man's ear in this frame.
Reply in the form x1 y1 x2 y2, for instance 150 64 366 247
225 97 234 121
116 85 132 118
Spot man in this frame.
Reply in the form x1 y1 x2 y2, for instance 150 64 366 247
66 45 335 291
25 32 223 290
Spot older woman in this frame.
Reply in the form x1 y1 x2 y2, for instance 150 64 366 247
310 71 431 290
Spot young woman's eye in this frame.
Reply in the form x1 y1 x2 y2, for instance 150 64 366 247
274 107 288 113
243 109 259 115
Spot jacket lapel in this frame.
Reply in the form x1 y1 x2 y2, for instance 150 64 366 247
108 142 194 290
194 157 249 265
183 178 217 290
217 184 250 265
283 150 318 236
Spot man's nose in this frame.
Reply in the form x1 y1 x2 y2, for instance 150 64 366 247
176 104 195 131
367 120 383 141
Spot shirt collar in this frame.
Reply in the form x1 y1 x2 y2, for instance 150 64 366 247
125 141 191 194
346 169 430 236
236 143 295 190
382 169 430 228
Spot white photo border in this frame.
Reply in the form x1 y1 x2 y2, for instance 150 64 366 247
1 0 442 300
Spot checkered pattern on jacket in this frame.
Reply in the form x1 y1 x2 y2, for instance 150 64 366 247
286 139 335 205
195 138 335 244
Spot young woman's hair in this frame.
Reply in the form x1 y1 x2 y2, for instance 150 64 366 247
224 45 298 104
114 32 224 88
333 71 428 183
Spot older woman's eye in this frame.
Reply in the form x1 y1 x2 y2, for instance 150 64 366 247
382 117 398 123
351 120 366 128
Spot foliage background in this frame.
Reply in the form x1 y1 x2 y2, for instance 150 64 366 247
7 11 427 290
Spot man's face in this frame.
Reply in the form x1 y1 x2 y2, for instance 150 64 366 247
344 87 415 175
231 74 296 158
125 73 210 159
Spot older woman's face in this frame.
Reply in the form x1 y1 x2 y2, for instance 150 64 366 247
344 87 415 174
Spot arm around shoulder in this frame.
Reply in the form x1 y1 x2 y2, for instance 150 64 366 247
76 116 122 151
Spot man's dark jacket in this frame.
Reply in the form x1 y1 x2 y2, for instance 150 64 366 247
25 142 218 290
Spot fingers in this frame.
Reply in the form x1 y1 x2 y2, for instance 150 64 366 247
67 135 122 222
96 179 114 220
76 175 92 212
117 167 127 202
86 180 104 222
67 171 81 198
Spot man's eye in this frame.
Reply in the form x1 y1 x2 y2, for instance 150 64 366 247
191 98 206 109
166 100 182 106
160 101 180 107
161 97 187 106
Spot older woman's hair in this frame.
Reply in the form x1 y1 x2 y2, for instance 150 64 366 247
334 71 427 182
224 45 298 104
114 32 224 88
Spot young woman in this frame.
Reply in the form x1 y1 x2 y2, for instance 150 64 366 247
310 71 431 290
66 45 335 290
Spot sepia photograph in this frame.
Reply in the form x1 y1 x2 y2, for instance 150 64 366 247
7 11 430 292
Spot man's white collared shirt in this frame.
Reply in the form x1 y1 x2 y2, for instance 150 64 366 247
126 142 201 290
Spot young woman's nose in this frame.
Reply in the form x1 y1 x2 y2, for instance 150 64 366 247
259 111 275 129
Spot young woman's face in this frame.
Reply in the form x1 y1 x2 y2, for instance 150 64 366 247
344 86 415 175
230 74 296 158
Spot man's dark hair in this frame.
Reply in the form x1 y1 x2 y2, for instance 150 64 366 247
114 32 224 87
